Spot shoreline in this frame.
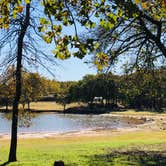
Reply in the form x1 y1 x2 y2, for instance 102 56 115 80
0 113 166 140
0 123 165 140
1 106 166 115
0 128 143 140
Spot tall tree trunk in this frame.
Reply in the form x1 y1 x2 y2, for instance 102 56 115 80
27 101 30 110
5 99 8 111
63 104 66 112
8 3 30 162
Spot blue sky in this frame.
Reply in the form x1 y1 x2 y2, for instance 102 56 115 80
0 5 115 82
34 19 97 81
0 15 97 82
32 25 97 81
0 42 97 82
38 56 97 81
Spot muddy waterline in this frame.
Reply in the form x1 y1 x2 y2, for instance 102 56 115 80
0 112 146 134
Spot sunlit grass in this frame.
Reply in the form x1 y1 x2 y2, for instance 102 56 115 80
27 101 85 111
111 109 166 116
0 102 86 112
0 131 166 166
28 101 63 110
1 102 166 116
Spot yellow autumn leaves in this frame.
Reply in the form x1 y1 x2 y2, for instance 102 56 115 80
0 0 30 29
134 0 166 20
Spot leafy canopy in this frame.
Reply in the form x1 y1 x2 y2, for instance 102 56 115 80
0 0 165 70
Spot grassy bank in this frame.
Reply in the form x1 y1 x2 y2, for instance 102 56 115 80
111 109 166 116
29 102 86 111
1 131 166 166
1 102 165 115
0 102 85 112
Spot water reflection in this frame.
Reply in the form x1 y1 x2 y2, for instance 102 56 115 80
0 112 145 134
2 111 34 128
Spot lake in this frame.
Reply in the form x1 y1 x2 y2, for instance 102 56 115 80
0 112 144 134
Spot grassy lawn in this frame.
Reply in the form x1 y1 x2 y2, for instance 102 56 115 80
27 102 83 111
0 131 166 166
0 102 85 112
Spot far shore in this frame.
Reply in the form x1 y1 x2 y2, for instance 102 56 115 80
1 101 166 114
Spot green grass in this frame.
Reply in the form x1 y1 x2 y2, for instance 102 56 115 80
1 131 166 166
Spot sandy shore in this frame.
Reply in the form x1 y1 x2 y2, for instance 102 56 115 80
0 114 166 140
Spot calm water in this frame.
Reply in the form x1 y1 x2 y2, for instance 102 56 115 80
0 112 141 134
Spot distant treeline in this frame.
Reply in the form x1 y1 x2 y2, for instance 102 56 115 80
0 66 166 112
65 68 166 112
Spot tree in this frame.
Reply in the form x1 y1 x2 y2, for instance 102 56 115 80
37 0 166 74
67 68 166 111
44 79 60 96
21 72 45 109
85 0 166 71
55 81 75 111
68 73 118 108
0 66 15 110
0 0 46 162
8 2 30 162
80 75 97 105
117 67 166 111
0 0 59 162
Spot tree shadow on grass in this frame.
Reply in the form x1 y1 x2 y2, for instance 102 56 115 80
0 161 10 166
86 150 166 166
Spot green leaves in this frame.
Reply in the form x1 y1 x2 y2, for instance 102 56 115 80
94 52 109 71
42 35 52 44
0 0 27 29
52 36 71 59
1 0 164 71
25 0 30 4
40 18 48 25
100 19 115 29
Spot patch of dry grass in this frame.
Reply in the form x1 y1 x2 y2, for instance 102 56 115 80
0 102 86 112
111 109 166 116
28 101 85 111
